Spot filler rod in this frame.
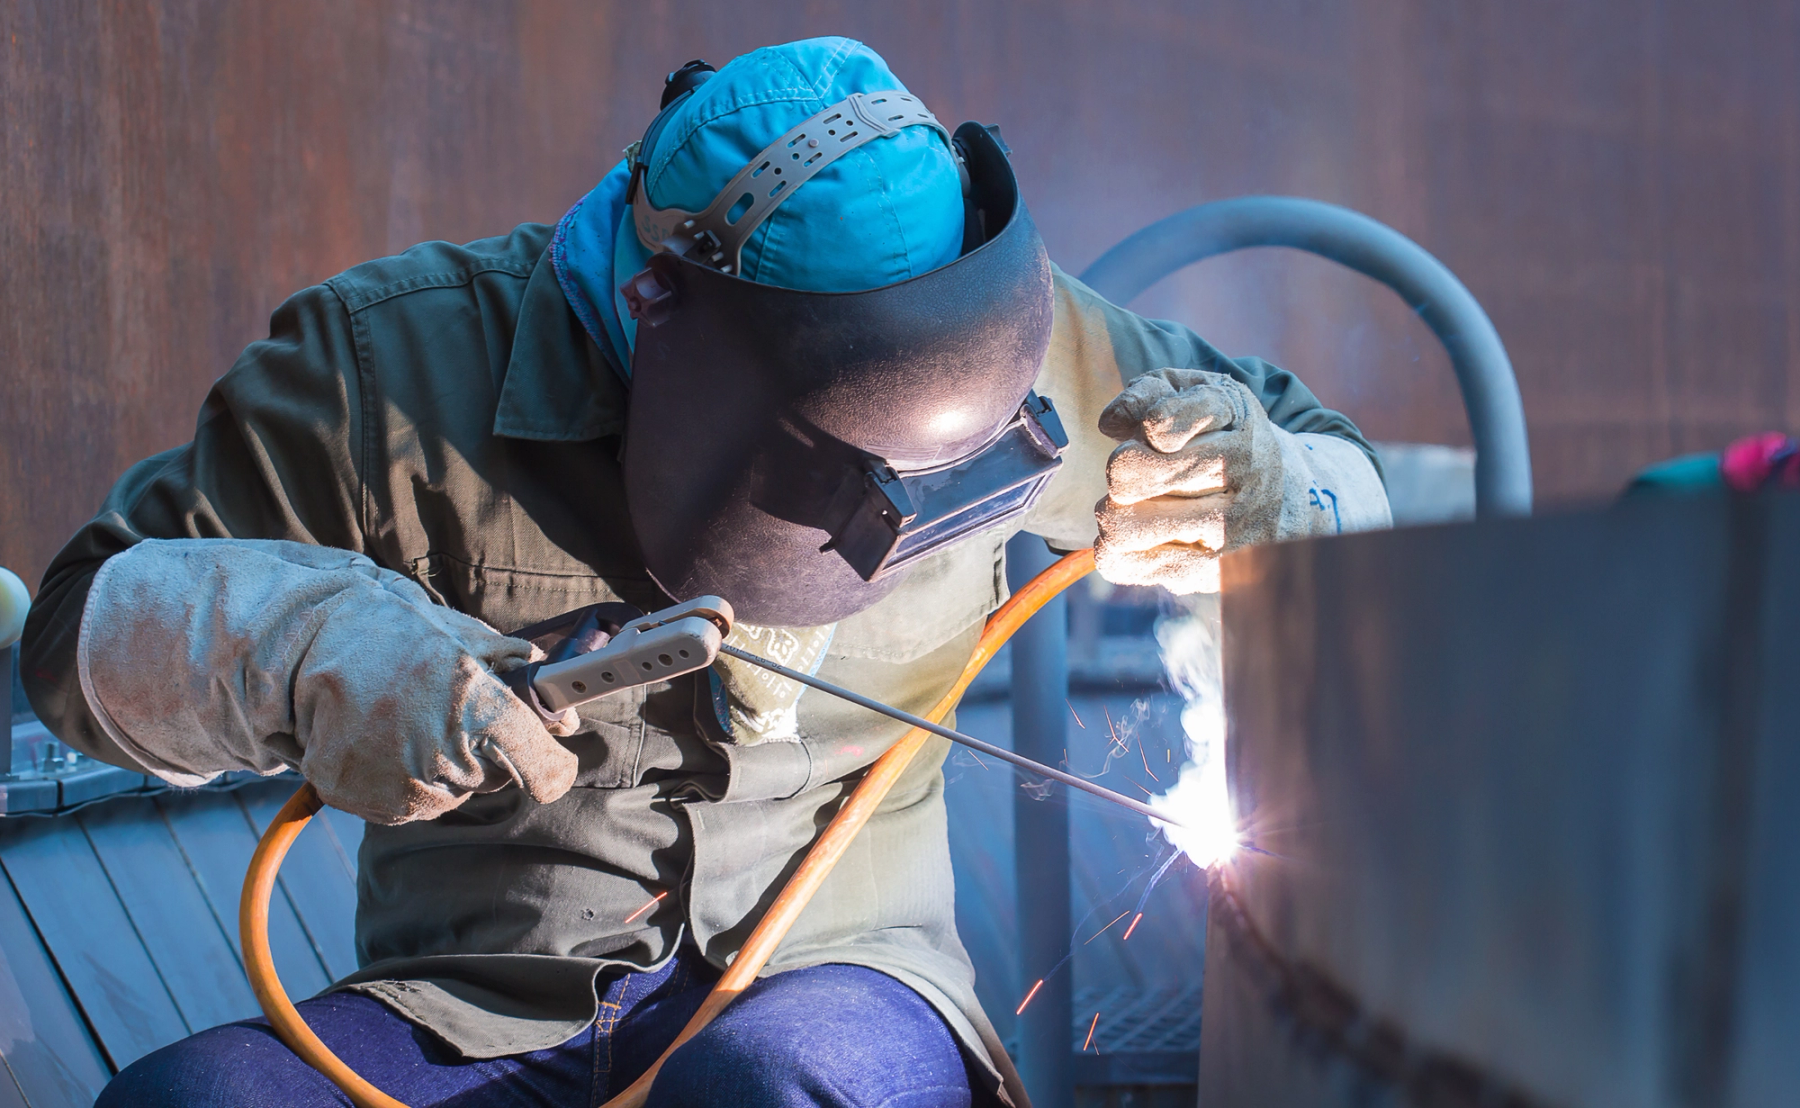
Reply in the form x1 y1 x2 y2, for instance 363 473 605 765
718 643 1183 828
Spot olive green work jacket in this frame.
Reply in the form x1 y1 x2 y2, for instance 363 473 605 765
23 222 1372 1106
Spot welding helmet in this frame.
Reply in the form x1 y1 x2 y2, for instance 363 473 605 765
618 65 1063 626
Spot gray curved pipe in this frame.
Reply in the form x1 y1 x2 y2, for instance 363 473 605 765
1078 196 1532 517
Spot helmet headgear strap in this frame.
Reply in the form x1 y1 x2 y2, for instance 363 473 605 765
629 91 954 275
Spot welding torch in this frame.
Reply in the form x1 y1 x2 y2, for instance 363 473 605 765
503 595 1181 829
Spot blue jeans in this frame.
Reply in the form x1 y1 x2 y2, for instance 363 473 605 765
98 951 995 1107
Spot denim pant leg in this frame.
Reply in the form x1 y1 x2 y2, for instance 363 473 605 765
94 954 987 1108
634 963 992 1108
94 950 717 1108
596 945 721 1094
94 991 595 1108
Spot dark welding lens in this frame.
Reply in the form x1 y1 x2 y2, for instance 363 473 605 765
889 473 1051 565
827 393 1068 581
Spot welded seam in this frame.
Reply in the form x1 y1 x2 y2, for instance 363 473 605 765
1209 869 1562 1108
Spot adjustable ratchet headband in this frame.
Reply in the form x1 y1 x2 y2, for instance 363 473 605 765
627 82 955 274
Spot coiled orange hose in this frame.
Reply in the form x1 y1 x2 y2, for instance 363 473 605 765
240 548 1095 1108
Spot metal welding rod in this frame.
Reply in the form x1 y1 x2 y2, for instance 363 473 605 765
718 643 1185 829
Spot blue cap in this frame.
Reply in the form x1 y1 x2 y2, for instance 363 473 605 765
618 37 965 295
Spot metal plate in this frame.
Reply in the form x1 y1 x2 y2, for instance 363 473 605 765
1203 492 1800 1107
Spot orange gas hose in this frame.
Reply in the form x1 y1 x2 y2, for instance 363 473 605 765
240 548 1095 1108
240 781 408 1108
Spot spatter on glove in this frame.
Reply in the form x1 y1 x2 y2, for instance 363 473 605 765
77 539 578 824
1094 368 1390 594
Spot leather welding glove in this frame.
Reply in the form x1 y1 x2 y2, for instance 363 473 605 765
76 538 578 824
1094 367 1390 594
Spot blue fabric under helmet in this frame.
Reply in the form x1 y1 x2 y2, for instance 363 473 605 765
551 37 967 375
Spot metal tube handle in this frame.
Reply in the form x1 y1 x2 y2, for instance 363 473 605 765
1079 195 1532 517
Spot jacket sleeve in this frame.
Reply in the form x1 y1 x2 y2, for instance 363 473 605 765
21 283 368 770
1023 263 1381 548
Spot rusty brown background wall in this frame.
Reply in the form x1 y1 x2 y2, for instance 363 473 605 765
4 1 1798 589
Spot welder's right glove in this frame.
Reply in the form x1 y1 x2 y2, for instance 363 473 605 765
1094 367 1390 594
76 538 578 824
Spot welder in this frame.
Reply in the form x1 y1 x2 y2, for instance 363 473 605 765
22 37 1389 1108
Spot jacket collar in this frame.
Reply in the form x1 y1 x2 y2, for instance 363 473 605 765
493 246 629 442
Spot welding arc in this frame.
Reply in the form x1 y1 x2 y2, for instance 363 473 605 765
717 643 1184 830
240 549 1099 1108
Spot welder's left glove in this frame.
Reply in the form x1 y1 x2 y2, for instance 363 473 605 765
75 539 579 824
1094 368 1390 593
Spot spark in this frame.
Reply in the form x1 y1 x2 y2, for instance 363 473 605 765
1121 913 1144 942
1103 706 1126 754
1083 909 1132 944
1130 780 1153 797
968 749 988 769
1015 979 1044 1015
1137 737 1158 781
1066 699 1086 729
1083 1012 1100 1052
623 891 667 924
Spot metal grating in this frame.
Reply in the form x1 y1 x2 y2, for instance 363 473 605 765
1072 986 1202 1054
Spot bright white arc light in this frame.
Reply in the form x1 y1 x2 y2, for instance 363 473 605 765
1149 601 1239 868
